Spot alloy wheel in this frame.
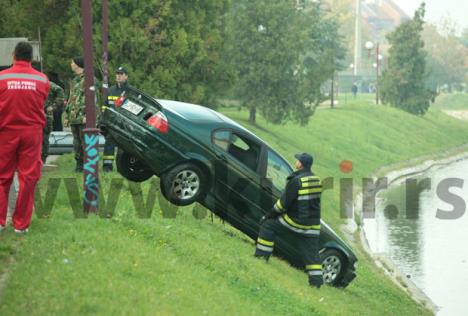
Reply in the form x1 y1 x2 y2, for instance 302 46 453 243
172 170 200 200
322 255 342 284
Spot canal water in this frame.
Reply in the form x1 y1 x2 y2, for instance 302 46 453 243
363 159 468 316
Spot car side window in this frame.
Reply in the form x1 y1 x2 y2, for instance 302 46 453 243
266 150 292 191
212 130 230 151
212 130 260 172
227 133 260 172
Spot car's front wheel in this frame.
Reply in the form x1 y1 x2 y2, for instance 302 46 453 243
160 163 207 206
321 249 346 286
116 150 153 182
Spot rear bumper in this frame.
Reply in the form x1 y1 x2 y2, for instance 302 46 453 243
101 109 183 175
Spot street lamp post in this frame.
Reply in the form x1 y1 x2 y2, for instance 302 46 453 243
375 42 380 105
365 41 382 105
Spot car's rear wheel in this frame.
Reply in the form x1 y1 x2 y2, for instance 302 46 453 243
116 149 153 182
161 163 207 206
321 249 346 286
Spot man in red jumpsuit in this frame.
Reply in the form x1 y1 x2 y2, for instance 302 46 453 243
0 42 50 233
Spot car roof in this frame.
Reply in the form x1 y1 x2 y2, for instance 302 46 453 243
158 99 258 136
157 99 293 167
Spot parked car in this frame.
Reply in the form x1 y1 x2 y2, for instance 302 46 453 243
48 131 106 155
100 87 357 287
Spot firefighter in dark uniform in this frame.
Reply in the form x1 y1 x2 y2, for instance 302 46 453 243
102 66 130 172
42 81 64 163
255 153 323 288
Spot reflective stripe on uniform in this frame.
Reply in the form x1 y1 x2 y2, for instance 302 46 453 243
274 199 284 212
0 73 48 83
298 193 320 200
101 106 110 110
300 176 320 183
283 214 320 230
278 217 320 236
257 238 274 247
307 270 323 276
298 188 322 195
108 96 119 100
103 155 114 160
301 182 322 188
256 244 273 253
305 264 322 270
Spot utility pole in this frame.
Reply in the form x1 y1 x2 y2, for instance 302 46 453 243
376 42 380 105
331 72 335 108
37 27 43 72
353 0 361 79
81 0 99 214
102 0 109 101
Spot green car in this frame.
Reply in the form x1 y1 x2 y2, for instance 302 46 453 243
100 87 357 287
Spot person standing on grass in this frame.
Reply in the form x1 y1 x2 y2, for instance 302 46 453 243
101 66 131 172
42 81 65 163
64 56 86 172
0 42 50 234
254 153 323 288
352 83 358 98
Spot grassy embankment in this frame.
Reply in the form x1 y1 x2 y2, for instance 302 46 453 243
432 92 468 110
1 95 468 315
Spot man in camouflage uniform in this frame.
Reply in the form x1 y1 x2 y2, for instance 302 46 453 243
65 56 100 172
42 81 64 163
64 57 87 172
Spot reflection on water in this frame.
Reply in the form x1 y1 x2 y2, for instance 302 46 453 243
363 160 468 315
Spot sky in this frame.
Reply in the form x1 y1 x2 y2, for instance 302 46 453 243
392 0 467 32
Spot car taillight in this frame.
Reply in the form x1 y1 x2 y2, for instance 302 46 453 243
115 96 125 107
147 111 169 133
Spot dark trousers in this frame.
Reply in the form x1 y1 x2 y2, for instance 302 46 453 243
41 131 50 163
53 109 63 131
255 218 323 287
42 118 52 163
103 136 115 167
71 124 85 166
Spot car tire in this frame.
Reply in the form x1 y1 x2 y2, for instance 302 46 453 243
116 150 153 182
160 163 206 206
321 249 346 287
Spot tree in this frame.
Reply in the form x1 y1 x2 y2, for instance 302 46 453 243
422 23 467 92
380 3 434 116
0 0 233 106
460 28 468 48
226 0 344 124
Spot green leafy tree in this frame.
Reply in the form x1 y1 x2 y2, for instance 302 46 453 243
1 0 233 106
226 0 344 124
460 28 468 48
380 3 434 115
422 23 467 92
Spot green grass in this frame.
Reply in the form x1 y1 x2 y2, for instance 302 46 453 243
432 93 468 110
3 96 468 315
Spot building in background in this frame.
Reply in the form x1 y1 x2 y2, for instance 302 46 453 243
0 38 41 70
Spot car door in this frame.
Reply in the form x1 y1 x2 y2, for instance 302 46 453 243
211 129 265 238
259 148 294 212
